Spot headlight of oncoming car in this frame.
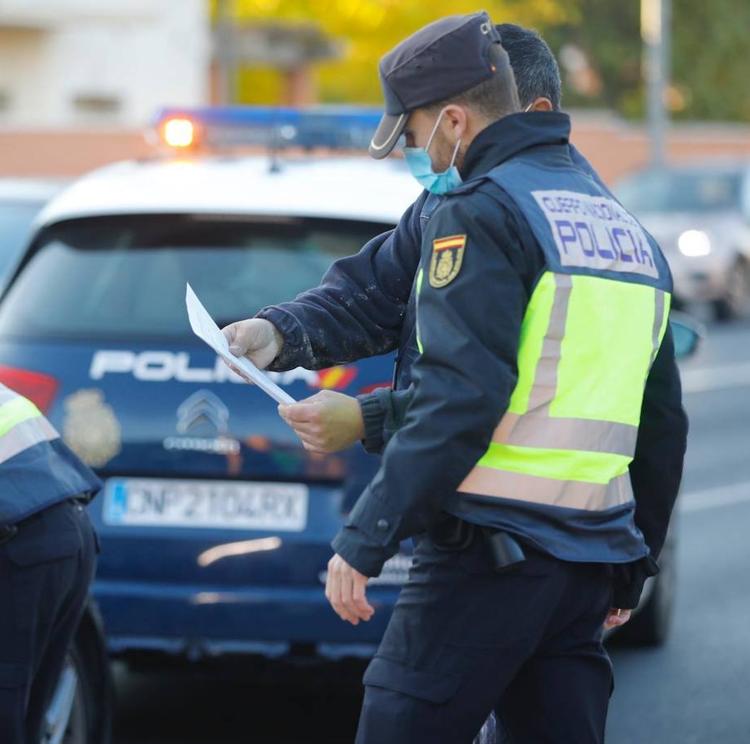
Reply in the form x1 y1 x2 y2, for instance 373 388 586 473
677 229 712 257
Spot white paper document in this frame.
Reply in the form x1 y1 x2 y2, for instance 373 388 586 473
185 283 296 406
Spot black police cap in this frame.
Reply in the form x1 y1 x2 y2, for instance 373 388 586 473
369 11 502 159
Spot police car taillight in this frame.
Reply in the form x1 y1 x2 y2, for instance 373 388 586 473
0 366 58 413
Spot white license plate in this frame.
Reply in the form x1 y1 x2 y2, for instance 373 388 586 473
103 478 308 532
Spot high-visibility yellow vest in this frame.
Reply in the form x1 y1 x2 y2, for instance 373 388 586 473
0 384 101 525
457 270 669 511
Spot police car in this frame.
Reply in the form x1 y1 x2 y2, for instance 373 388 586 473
0 109 694 738
0 110 422 676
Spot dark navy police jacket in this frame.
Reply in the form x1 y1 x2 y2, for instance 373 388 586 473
258 113 688 607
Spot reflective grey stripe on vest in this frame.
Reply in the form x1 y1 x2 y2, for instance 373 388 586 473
494 412 638 456
649 289 667 368
0 415 59 465
459 467 633 512
527 274 571 411
0 386 19 406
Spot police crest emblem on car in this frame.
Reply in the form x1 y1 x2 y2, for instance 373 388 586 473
429 234 467 288
62 388 122 467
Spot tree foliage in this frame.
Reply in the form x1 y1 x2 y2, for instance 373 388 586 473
215 0 570 103
536 0 750 122
670 0 750 121
215 0 750 122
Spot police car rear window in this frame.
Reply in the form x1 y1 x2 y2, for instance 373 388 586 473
0 214 391 341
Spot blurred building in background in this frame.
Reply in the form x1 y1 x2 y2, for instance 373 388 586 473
0 0 209 128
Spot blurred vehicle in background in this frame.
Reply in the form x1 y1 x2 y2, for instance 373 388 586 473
616 162 750 320
0 179 65 288
0 110 701 736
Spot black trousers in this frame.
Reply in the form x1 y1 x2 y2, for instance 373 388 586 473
356 530 613 744
0 499 97 744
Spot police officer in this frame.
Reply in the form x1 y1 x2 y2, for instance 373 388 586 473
232 13 687 742
341 14 683 741
224 21 687 634
0 384 100 743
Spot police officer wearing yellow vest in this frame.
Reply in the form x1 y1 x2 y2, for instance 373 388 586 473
307 14 681 743
0 384 100 743
226 24 685 632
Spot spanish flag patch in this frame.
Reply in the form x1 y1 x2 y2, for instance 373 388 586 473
429 234 466 288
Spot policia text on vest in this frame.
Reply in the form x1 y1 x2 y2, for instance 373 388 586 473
0 384 101 743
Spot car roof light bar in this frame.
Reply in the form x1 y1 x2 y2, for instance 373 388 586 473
152 106 384 152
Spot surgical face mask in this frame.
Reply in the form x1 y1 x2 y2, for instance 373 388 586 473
403 108 463 195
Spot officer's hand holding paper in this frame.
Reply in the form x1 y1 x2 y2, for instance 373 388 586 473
185 284 295 406
222 315 284 372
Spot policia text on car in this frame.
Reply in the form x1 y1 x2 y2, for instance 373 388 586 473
224 13 688 744
0 384 100 744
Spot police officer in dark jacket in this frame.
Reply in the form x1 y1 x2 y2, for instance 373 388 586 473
224 23 687 621
0 384 100 743
226 13 688 742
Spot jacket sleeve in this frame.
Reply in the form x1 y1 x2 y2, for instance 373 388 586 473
613 326 689 608
256 192 428 371
358 387 415 455
332 194 528 576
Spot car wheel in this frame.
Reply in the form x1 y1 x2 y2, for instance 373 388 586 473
43 618 112 744
715 257 750 320
42 647 88 744
473 712 499 744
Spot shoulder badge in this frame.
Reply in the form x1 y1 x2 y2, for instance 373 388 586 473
429 234 466 288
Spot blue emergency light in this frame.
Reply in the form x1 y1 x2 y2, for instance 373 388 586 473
153 106 383 152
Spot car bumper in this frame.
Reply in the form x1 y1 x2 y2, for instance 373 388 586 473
95 577 403 661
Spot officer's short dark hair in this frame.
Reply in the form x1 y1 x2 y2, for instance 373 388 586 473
425 25 562 120
426 43 520 121
496 23 562 111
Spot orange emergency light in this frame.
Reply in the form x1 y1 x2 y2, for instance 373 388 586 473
159 116 199 149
